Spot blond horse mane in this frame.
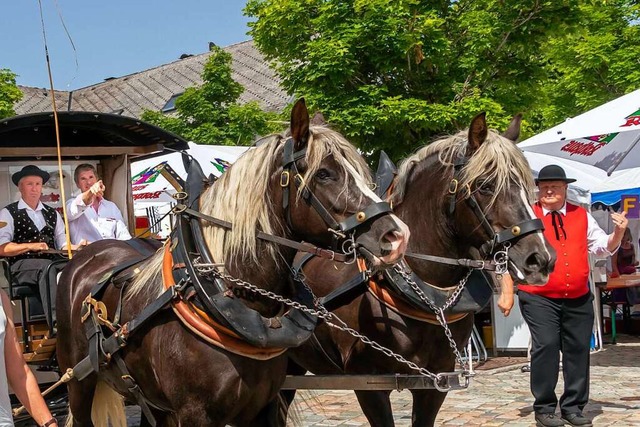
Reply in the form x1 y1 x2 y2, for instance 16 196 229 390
393 129 534 208
126 125 373 301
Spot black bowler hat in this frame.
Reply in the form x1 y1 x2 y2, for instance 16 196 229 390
11 165 50 186
535 164 576 185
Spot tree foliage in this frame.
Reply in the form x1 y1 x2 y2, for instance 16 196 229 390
142 46 283 146
245 0 640 159
0 69 23 120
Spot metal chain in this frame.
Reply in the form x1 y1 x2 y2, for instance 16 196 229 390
392 264 472 371
196 265 461 384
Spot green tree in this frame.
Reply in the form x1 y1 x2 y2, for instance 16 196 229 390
245 0 638 158
0 69 23 119
142 46 282 146
533 1 640 128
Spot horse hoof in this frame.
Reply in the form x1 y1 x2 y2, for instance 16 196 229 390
521 365 530 373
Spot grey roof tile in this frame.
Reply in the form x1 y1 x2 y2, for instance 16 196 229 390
14 40 288 118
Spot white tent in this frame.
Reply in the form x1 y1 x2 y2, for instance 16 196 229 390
522 150 640 206
131 142 249 205
519 89 640 174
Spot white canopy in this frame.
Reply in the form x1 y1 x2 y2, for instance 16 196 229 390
519 89 640 174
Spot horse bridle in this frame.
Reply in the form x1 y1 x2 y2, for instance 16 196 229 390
447 155 544 273
280 137 393 252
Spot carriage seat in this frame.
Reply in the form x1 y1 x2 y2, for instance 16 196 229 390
1 258 67 329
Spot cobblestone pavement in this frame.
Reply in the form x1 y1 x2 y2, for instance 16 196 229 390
124 335 640 426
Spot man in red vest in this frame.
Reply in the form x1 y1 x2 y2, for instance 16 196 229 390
518 165 628 427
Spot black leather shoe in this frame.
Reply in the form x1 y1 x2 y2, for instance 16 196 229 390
562 413 592 426
535 413 565 427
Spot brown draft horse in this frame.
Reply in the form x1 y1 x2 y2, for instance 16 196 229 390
55 99 409 427
278 113 556 426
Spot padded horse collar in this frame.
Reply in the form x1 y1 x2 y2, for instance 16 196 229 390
280 137 393 245
380 262 494 316
167 154 318 354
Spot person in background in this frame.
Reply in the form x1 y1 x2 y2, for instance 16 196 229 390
517 165 628 427
66 164 131 245
610 228 637 277
0 289 58 426
0 165 76 330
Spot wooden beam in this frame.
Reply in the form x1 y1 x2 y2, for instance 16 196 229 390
0 144 164 158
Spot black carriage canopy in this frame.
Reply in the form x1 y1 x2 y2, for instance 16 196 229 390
0 111 189 160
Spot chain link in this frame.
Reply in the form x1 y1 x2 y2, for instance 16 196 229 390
392 264 472 372
194 263 468 384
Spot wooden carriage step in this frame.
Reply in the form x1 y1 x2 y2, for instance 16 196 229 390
23 337 56 363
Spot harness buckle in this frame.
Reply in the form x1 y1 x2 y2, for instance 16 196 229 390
280 171 290 187
172 191 188 201
448 179 459 194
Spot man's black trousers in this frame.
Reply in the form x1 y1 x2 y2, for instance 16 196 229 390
518 290 594 416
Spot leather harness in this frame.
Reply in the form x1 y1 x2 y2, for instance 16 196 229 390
74 139 394 425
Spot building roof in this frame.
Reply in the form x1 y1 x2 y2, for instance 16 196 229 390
14 40 289 118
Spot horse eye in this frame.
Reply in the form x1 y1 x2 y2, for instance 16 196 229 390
477 181 494 195
315 169 331 181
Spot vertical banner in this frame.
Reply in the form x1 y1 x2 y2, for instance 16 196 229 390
622 194 640 219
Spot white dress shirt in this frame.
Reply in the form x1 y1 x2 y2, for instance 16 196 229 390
0 199 68 249
541 203 617 256
66 195 132 245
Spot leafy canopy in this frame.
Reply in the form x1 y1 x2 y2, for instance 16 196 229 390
0 69 23 119
246 0 640 159
142 46 283 146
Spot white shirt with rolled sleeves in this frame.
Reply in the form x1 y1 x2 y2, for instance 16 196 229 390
66 195 132 245
0 199 67 249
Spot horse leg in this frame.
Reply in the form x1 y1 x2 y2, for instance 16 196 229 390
354 390 394 427
65 377 97 427
270 360 307 426
410 389 448 427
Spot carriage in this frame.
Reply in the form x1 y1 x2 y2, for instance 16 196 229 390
0 105 551 427
0 111 190 424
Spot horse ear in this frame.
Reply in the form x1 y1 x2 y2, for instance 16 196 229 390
290 98 310 151
467 112 488 151
502 113 523 142
310 111 326 126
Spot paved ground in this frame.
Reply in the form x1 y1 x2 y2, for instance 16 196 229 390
124 335 640 426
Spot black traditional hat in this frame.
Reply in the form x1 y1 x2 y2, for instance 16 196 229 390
535 164 576 185
11 165 50 186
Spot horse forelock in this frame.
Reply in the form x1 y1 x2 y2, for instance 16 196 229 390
461 131 535 208
393 129 534 209
301 126 377 204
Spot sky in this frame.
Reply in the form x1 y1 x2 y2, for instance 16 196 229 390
1 1 252 90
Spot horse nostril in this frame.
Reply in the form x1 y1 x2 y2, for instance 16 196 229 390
379 230 403 256
524 252 554 275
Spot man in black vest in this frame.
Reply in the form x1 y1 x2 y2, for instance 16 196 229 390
0 165 72 329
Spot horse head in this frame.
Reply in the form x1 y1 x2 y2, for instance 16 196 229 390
201 98 409 283
394 112 555 286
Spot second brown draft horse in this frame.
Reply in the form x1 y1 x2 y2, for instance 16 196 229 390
278 113 556 426
55 99 409 426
